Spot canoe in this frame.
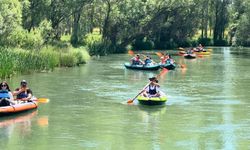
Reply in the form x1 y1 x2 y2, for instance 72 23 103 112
194 51 211 55
161 63 176 70
124 62 160 71
137 95 167 106
0 101 38 116
184 54 196 59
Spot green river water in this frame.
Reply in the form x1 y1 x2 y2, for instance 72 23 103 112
0 47 250 150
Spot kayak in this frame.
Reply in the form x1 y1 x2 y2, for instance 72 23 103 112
160 63 176 70
0 101 38 116
124 62 160 71
184 54 196 59
137 94 167 106
178 51 186 56
194 51 211 55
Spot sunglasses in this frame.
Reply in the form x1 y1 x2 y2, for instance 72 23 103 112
1 84 7 87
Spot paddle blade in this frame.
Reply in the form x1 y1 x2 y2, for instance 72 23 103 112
127 99 133 103
180 64 186 69
197 55 203 58
36 98 49 103
178 47 184 50
128 50 134 56
155 52 163 58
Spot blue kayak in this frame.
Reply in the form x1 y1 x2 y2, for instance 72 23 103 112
124 63 160 71
160 63 176 70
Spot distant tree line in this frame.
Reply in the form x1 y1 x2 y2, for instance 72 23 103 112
0 0 250 55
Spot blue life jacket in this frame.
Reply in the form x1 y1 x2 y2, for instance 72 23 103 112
0 90 10 99
145 59 152 65
166 59 171 64
16 91 28 99
149 85 157 95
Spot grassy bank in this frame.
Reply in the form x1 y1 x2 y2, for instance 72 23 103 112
0 46 90 79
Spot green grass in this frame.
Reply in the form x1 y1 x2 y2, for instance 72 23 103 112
0 46 90 79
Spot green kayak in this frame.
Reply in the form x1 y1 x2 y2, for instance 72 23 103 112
124 63 160 71
137 95 167 105
160 63 176 70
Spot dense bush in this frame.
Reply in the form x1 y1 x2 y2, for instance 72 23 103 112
132 37 154 50
213 39 228 46
197 37 212 46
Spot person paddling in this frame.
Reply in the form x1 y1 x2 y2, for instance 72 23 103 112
13 80 34 102
142 77 161 98
0 81 15 106
131 54 143 65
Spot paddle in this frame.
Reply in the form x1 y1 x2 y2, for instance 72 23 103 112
15 98 49 103
127 68 168 104
34 98 50 103
155 52 163 58
128 50 135 56
178 47 185 51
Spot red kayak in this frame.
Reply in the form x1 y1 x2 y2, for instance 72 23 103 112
0 101 38 116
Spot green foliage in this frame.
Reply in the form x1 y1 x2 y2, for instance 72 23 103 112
3 27 43 49
59 53 77 67
83 32 110 56
83 32 102 45
132 37 154 50
0 47 59 79
38 19 53 44
235 2 250 46
0 0 22 46
87 40 109 56
214 39 228 46
197 37 212 46
0 46 90 79
70 47 90 65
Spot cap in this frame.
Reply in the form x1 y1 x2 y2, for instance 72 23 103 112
20 80 27 85
149 77 157 81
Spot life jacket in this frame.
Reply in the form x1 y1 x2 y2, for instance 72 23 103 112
148 85 157 95
145 58 152 65
166 59 171 64
132 57 140 65
0 90 10 99
16 89 29 99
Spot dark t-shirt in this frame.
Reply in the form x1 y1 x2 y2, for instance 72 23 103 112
15 88 32 98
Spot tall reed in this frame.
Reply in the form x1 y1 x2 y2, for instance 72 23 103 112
0 47 90 79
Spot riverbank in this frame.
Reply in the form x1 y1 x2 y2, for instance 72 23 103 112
0 46 90 79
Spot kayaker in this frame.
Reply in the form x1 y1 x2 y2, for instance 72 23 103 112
196 44 206 52
13 80 33 102
160 53 168 65
0 81 15 106
144 56 155 66
143 77 161 97
131 54 143 65
166 54 175 64
187 48 194 54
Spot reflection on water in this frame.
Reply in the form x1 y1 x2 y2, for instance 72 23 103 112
0 110 49 149
138 105 167 150
0 48 250 149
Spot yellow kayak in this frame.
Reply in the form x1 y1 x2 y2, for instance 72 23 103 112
137 95 167 105
194 51 211 55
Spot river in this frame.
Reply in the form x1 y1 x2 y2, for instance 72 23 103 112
0 47 250 150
